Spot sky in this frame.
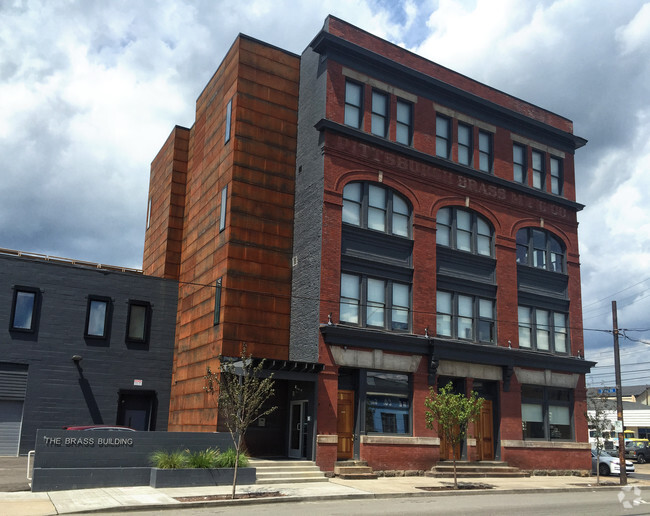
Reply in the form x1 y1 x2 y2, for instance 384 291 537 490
1 0 649 386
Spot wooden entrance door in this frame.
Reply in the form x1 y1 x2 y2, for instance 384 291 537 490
337 390 354 460
476 399 494 461
439 424 462 461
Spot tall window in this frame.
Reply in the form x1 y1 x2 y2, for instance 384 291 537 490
345 81 363 129
146 197 152 230
126 301 150 343
85 296 111 338
436 291 495 343
532 150 544 189
518 306 568 354
436 207 493 257
513 144 526 184
522 385 573 440
436 115 451 159
371 90 389 138
342 182 411 238
478 130 492 172
457 123 472 166
10 287 38 332
219 185 228 232
516 228 565 272
365 371 410 435
340 273 410 331
395 99 412 145
225 98 232 143
550 157 562 195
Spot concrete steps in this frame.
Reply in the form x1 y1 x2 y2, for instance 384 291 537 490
427 461 530 478
248 459 328 484
334 460 378 479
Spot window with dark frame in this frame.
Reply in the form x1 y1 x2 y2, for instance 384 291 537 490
146 197 152 230
10 286 39 332
339 273 411 331
478 130 492 172
521 385 573 441
532 150 545 189
371 90 389 138
342 182 411 238
436 207 493 257
219 185 228 232
457 123 472 166
550 156 563 195
436 115 451 159
225 98 232 143
126 301 150 343
365 371 411 435
344 81 363 129
213 277 222 325
85 296 111 338
516 227 565 273
436 291 495 344
395 98 412 145
518 306 568 354
513 143 526 184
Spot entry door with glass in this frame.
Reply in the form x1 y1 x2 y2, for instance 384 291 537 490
289 400 309 458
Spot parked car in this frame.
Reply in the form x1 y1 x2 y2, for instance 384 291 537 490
63 425 136 431
625 441 650 463
591 448 635 476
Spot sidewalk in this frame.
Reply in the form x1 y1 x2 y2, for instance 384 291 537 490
2 474 650 515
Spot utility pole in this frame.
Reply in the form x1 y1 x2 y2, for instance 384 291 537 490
612 300 627 486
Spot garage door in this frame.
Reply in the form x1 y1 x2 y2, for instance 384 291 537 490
0 400 24 456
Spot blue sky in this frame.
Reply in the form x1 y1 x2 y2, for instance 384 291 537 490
1 0 649 386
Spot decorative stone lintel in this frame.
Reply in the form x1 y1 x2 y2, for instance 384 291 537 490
501 440 590 450
316 434 338 444
361 436 440 446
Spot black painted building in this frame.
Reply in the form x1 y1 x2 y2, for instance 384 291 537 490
0 250 177 455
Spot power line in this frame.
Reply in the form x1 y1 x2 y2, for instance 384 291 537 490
582 276 650 310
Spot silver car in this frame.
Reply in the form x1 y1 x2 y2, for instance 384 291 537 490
592 448 635 476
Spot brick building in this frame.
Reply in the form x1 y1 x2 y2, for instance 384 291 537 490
144 16 594 472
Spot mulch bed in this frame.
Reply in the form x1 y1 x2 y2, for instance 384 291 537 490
417 482 494 491
175 492 283 502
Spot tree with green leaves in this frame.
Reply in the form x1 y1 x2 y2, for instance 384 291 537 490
587 390 615 485
204 345 276 499
424 381 484 489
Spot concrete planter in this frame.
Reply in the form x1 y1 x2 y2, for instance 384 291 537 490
149 467 256 488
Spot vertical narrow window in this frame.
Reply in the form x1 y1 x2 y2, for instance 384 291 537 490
458 123 472 165
554 313 567 353
344 81 363 129
518 306 532 348
213 278 222 325
436 291 452 337
436 207 451 246
457 295 474 340
478 298 495 343
146 197 152 230
549 235 564 273
476 217 492 256
219 185 228 232
550 157 562 195
371 90 388 137
513 144 526 184
535 309 550 351
532 150 544 189
436 115 450 159
342 183 362 226
532 229 547 269
340 273 360 324
366 278 386 327
391 283 409 330
516 229 529 265
10 288 38 332
455 210 472 252
395 99 412 145
367 185 386 232
225 98 232 143
127 301 150 343
478 131 492 172
391 194 409 237
85 297 110 338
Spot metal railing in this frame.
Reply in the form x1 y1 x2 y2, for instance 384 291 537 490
0 247 143 274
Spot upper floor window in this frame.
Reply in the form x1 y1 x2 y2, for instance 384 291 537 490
513 144 526 184
436 115 451 159
371 90 389 138
340 273 411 331
395 99 412 145
345 81 363 129
146 197 152 230
478 130 492 173
518 306 568 354
516 228 565 273
225 98 232 143
457 123 472 166
436 291 495 343
342 182 411 238
550 157 563 195
436 207 493 257
532 150 544 189
10 286 39 332
85 296 111 339
219 185 228 232
126 301 151 344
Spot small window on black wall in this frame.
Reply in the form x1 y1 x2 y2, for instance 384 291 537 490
127 301 151 344
10 286 40 332
85 296 111 339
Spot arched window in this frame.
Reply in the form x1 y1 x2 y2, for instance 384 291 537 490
342 182 411 238
436 207 493 257
516 228 565 273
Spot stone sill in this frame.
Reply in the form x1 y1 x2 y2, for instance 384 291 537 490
316 434 338 444
501 440 590 450
361 436 440 446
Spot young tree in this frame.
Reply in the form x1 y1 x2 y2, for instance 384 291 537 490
204 345 277 499
424 381 484 489
587 390 615 485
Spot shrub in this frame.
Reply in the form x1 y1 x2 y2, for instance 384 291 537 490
215 447 249 468
149 449 189 469
187 447 220 469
